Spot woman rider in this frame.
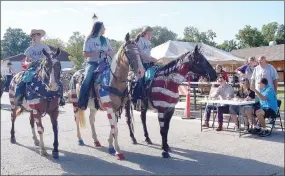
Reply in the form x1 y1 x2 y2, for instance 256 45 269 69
78 21 114 110
15 29 66 106
135 26 157 69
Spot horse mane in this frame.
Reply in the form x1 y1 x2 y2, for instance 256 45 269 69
156 51 191 76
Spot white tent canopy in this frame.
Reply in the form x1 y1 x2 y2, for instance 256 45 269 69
151 41 246 65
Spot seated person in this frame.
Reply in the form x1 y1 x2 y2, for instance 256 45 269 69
198 76 210 94
249 78 278 137
202 76 234 131
229 78 255 131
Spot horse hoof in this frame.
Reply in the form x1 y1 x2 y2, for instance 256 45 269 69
40 150 48 156
132 139 138 144
94 141 101 147
116 153 125 160
108 147 116 155
10 137 16 144
52 151 59 159
34 140 40 146
145 138 153 145
162 151 170 158
78 139 84 146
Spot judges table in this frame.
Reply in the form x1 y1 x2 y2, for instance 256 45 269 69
199 99 256 137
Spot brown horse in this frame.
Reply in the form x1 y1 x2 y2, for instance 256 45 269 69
9 48 62 159
125 46 217 158
69 33 145 160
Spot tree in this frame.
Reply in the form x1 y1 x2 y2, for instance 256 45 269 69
216 40 240 52
276 24 285 44
43 38 66 50
1 27 31 58
109 39 123 53
261 22 279 44
235 25 266 48
130 26 178 47
65 32 85 70
183 26 217 46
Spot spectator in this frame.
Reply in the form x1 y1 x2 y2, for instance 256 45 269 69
215 64 229 82
251 56 279 93
198 76 210 94
250 78 278 137
202 76 234 131
229 78 255 131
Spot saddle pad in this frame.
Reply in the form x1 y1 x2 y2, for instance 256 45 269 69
144 66 159 82
23 67 36 83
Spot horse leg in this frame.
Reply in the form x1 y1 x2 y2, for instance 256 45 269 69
141 99 152 144
89 108 101 147
34 110 47 156
103 99 124 160
159 108 174 158
74 107 84 145
9 86 17 144
10 109 17 144
49 108 59 159
125 98 137 144
29 112 39 146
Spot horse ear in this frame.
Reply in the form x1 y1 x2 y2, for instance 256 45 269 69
125 33 130 42
42 49 50 59
54 48 61 58
194 45 199 54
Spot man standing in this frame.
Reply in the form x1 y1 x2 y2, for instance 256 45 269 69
250 78 278 137
251 56 279 93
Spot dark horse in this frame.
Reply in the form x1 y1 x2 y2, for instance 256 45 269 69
125 45 217 158
9 48 62 159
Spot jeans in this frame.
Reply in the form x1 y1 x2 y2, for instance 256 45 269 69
204 105 229 123
77 62 99 110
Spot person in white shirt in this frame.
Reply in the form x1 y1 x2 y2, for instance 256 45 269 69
78 21 114 110
15 29 64 106
135 26 157 70
251 56 279 93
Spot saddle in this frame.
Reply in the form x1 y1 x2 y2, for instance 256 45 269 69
131 66 159 106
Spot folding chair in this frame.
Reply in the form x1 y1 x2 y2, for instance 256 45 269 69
268 99 283 135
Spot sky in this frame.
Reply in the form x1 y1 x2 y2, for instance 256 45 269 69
1 1 284 44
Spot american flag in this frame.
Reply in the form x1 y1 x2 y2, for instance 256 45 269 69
25 76 61 108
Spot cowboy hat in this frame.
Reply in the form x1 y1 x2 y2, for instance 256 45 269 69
30 29 46 37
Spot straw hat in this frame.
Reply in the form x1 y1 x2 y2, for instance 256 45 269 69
30 29 46 37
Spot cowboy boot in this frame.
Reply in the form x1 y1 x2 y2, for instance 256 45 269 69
216 122 223 131
202 120 209 128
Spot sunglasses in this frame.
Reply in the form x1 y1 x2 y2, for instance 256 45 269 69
31 33 41 37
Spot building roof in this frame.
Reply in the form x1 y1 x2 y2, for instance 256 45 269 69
231 44 284 62
2 45 71 62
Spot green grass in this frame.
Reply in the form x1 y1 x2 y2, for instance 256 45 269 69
277 87 284 112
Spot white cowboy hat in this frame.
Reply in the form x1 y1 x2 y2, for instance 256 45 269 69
30 29 46 37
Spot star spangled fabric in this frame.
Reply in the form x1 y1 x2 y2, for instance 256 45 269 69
25 76 60 101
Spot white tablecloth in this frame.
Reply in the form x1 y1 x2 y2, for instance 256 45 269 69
198 99 256 106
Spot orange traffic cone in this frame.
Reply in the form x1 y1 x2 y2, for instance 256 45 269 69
182 77 195 119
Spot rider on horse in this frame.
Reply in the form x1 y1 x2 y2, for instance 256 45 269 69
133 26 159 108
77 21 114 110
15 29 65 106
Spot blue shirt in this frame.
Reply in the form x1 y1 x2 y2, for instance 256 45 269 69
259 85 278 114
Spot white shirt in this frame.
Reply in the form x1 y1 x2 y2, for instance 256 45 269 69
83 36 113 62
24 44 51 61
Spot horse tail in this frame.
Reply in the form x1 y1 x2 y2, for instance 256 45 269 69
15 107 24 118
75 82 86 128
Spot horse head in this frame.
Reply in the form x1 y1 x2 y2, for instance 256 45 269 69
41 48 62 91
118 33 145 78
176 45 217 82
